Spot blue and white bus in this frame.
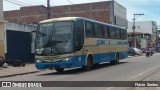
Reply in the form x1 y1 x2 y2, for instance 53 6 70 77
35 17 128 72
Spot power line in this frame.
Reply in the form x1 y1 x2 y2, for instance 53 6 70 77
51 0 56 6
67 0 74 4
5 0 25 7
12 0 30 6
5 0 46 7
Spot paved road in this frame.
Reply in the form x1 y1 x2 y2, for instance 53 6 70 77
1 53 160 90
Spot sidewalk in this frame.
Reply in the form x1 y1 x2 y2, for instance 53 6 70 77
0 64 39 78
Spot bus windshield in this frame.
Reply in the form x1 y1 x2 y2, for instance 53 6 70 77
36 21 73 55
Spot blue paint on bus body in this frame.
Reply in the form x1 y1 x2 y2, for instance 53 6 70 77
35 51 128 69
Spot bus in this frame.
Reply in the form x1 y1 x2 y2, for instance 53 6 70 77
35 17 128 72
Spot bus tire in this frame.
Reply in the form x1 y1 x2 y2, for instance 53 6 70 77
110 53 119 64
55 67 64 73
82 56 93 71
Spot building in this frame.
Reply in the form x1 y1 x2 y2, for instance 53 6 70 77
4 1 127 28
127 21 157 48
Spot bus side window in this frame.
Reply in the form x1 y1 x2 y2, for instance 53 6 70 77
115 28 120 39
75 20 84 51
85 22 94 37
121 29 127 39
124 29 127 39
103 26 110 38
93 23 103 38
109 27 116 39
121 29 124 39
119 29 122 39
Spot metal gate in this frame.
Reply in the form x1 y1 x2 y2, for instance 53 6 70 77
5 30 34 63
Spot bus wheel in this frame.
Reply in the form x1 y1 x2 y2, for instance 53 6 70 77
82 57 92 71
110 54 119 64
55 67 64 73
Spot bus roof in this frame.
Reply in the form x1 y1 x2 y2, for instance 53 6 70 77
39 17 78 23
39 17 125 29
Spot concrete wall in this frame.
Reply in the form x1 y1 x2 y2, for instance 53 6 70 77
114 1 127 28
6 23 36 32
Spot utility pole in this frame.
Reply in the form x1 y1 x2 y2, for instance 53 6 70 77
111 0 115 25
156 27 160 47
47 0 51 19
132 13 144 48
156 26 158 47
0 0 3 19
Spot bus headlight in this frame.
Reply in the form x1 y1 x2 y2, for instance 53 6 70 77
65 58 69 61
36 60 42 63
65 57 72 61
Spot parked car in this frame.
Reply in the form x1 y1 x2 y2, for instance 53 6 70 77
134 48 143 55
128 47 143 56
128 47 136 56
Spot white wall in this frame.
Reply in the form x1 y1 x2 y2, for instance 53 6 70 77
114 1 126 19
5 23 37 54
114 1 127 28
127 21 153 34
127 21 157 42
6 23 37 32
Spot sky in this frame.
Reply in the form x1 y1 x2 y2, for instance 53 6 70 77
2 0 160 27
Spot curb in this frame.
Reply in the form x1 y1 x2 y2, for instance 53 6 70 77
0 71 39 78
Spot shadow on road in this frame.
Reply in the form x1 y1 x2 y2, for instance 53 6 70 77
38 62 127 76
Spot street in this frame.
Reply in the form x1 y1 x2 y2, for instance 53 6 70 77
0 53 160 90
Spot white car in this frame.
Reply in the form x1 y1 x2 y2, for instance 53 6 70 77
133 48 143 55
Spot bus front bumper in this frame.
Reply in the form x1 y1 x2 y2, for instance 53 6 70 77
35 61 73 70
